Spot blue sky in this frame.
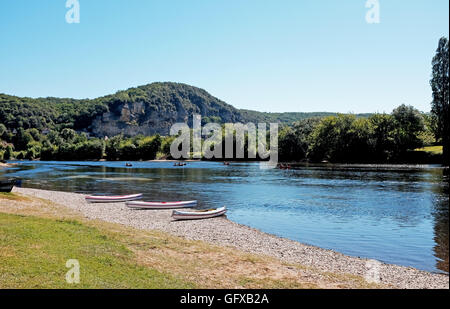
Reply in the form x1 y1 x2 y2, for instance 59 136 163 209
0 0 448 113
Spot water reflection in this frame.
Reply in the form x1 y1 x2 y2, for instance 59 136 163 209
432 175 449 273
1 161 448 273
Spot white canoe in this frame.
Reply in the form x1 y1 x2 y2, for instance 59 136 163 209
85 193 143 203
172 206 227 220
126 200 197 209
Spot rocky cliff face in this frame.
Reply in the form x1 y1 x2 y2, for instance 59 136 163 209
89 82 245 137
91 103 185 136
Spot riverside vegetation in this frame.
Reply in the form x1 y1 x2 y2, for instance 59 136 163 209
0 103 442 164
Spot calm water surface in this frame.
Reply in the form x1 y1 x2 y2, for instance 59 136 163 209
2 161 448 274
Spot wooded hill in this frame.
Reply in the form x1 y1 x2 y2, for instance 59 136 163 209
0 82 370 136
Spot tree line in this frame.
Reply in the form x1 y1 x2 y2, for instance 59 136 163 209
0 126 167 161
0 103 440 163
278 105 437 163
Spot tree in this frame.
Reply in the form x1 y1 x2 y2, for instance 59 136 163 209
120 141 139 161
13 128 33 151
4 145 13 160
137 135 162 160
278 126 302 161
105 135 123 160
77 140 105 160
278 118 320 162
161 136 176 159
430 37 449 165
0 123 6 137
308 114 371 162
60 128 77 143
27 128 41 141
391 104 425 154
369 113 395 161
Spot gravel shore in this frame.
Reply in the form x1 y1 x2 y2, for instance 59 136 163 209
14 187 449 289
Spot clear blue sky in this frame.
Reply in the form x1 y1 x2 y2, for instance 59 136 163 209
1 0 448 113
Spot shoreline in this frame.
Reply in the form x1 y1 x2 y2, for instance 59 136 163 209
4 159 448 168
0 162 16 168
11 187 449 289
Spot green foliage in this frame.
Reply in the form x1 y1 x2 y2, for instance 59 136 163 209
60 128 77 143
4 145 13 160
161 136 176 158
104 135 162 161
0 94 108 132
25 141 42 160
76 140 105 160
1 82 373 141
137 135 162 160
278 118 321 161
308 114 370 162
430 37 449 164
40 145 57 161
282 106 434 163
391 104 425 154
13 128 33 151
240 110 372 124
105 135 123 160
0 123 6 137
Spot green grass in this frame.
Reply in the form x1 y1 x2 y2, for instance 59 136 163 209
0 213 195 288
414 145 443 155
0 192 30 201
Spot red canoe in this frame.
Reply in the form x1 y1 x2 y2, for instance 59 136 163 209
85 193 143 203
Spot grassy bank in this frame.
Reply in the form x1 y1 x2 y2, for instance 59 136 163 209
0 192 381 289
0 213 193 289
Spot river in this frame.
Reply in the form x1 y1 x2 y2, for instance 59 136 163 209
2 161 448 274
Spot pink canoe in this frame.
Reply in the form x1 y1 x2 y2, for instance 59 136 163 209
126 200 197 209
85 193 143 203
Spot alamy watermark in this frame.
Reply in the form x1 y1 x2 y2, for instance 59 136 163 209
65 259 80 284
66 0 80 24
169 115 278 169
365 0 380 24
64 1 378 25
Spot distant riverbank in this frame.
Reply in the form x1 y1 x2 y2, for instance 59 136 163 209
0 162 15 168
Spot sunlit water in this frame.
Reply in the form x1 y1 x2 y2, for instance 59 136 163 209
2 161 448 274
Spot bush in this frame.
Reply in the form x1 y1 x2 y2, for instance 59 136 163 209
137 135 161 160
15 151 26 160
40 146 57 161
77 140 105 160
4 145 13 160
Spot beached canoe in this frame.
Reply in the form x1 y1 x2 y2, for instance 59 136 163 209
0 178 17 193
172 206 227 220
85 193 143 203
126 200 197 209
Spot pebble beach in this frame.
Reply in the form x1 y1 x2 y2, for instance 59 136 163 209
13 187 449 289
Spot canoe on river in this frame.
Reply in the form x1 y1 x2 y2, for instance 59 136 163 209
172 206 227 220
85 193 143 203
126 200 197 209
